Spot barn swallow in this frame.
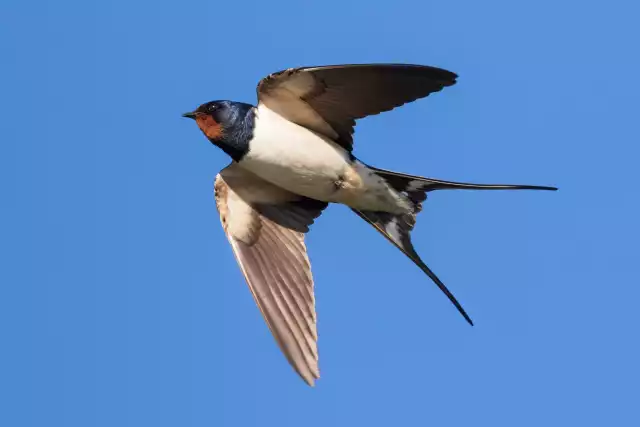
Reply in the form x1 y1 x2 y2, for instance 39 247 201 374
183 64 557 386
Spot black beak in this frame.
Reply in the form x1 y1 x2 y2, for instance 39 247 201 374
182 112 196 119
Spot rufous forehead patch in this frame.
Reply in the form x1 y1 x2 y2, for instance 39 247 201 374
196 114 223 140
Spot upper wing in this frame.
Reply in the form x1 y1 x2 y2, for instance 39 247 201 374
214 164 327 385
256 63 457 151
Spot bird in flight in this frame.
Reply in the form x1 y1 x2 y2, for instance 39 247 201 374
183 64 557 386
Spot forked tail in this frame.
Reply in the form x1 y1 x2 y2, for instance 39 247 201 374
352 166 557 325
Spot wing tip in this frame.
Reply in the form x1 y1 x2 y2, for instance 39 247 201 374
299 368 320 387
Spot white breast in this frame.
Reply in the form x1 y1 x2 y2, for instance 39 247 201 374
238 104 411 213
239 104 350 197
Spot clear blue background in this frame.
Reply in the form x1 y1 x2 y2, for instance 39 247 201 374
2 0 638 425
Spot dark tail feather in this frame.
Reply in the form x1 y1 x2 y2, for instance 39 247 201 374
353 167 556 325
352 209 474 326
368 166 558 193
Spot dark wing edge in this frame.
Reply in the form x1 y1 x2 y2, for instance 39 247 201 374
256 63 458 151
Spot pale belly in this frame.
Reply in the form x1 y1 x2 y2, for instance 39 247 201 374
238 105 411 213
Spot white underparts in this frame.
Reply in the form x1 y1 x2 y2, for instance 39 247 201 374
238 104 412 214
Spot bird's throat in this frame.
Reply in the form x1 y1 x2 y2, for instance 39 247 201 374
196 115 224 140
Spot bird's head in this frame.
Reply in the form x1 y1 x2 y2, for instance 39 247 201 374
183 100 255 161
182 100 237 143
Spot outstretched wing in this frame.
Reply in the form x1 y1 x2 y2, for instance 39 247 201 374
214 164 327 385
256 63 457 151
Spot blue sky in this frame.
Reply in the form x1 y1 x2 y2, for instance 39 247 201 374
1 0 638 426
